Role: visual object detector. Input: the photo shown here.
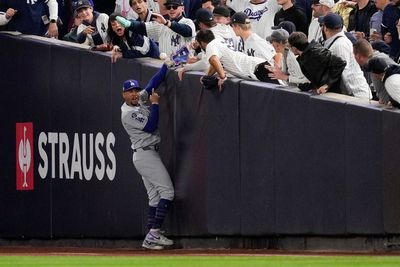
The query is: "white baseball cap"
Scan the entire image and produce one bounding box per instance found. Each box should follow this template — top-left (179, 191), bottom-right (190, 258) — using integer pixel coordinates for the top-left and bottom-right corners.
top-left (313, 0), bottom-right (335, 8)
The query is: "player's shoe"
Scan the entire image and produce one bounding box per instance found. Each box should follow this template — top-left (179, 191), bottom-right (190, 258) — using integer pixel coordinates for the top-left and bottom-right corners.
top-left (145, 230), bottom-right (174, 246)
top-left (142, 239), bottom-right (164, 250)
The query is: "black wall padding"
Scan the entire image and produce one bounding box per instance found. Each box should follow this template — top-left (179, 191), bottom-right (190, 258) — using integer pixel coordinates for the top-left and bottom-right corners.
top-left (1, 33), bottom-right (400, 238)
top-left (345, 103), bottom-right (383, 234)
top-left (239, 81), bottom-right (277, 235)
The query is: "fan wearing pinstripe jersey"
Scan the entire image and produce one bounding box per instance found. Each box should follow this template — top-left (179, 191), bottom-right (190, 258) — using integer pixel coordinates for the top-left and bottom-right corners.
top-left (116, 0), bottom-right (195, 56)
top-left (196, 29), bottom-right (281, 90)
top-left (226, 0), bottom-right (281, 39)
top-left (230, 12), bottom-right (277, 66)
top-left (321, 13), bottom-right (371, 99)
top-left (177, 8), bottom-right (239, 77)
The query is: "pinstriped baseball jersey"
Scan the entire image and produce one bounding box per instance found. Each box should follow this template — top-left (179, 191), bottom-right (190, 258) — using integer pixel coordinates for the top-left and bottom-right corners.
top-left (324, 32), bottom-right (371, 99)
top-left (182, 24), bottom-right (239, 72)
top-left (121, 101), bottom-right (160, 150)
top-left (242, 32), bottom-right (276, 65)
top-left (227, 0), bottom-right (281, 39)
top-left (211, 23), bottom-right (240, 51)
top-left (145, 17), bottom-right (195, 56)
top-left (205, 39), bottom-right (265, 80)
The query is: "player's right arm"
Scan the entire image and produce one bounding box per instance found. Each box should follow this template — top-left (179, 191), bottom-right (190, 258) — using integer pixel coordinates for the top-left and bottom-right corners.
top-left (208, 55), bottom-right (225, 79)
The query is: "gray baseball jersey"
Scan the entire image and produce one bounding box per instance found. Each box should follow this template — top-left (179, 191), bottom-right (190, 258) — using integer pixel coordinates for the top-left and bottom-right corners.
top-left (121, 95), bottom-right (160, 150)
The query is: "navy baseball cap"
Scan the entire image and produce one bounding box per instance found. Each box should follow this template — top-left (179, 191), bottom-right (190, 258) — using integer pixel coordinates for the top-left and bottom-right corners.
top-left (371, 40), bottom-right (391, 55)
top-left (367, 57), bottom-right (389, 74)
top-left (72, 0), bottom-right (92, 12)
top-left (318, 13), bottom-right (343, 29)
top-left (213, 6), bottom-right (231, 17)
top-left (123, 79), bottom-right (141, 91)
top-left (231, 12), bottom-right (251, 24)
top-left (195, 8), bottom-right (214, 23)
top-left (164, 0), bottom-right (184, 6)
top-left (271, 21), bottom-right (296, 34)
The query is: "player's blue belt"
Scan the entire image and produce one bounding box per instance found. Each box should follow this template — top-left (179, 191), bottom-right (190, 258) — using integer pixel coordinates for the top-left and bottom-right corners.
top-left (133, 144), bottom-right (159, 153)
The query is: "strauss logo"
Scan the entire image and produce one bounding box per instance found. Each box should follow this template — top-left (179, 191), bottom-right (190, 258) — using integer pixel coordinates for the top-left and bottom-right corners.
top-left (18, 126), bottom-right (31, 188)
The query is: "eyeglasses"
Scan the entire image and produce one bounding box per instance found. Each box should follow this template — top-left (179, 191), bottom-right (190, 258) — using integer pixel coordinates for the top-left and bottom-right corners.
top-left (166, 5), bottom-right (179, 10)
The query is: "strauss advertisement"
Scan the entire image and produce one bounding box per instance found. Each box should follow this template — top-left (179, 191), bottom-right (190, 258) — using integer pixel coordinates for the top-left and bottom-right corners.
top-left (16, 122), bottom-right (116, 190)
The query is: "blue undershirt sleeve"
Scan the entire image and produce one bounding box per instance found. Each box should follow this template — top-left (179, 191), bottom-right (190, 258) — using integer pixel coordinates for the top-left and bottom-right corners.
top-left (144, 64), bottom-right (168, 95)
top-left (170, 22), bottom-right (193, 37)
top-left (143, 104), bottom-right (159, 133)
top-left (127, 20), bottom-right (147, 35)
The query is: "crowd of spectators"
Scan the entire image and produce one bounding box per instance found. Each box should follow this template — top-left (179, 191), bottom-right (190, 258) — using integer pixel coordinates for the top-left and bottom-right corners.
top-left (1, 0), bottom-right (400, 106)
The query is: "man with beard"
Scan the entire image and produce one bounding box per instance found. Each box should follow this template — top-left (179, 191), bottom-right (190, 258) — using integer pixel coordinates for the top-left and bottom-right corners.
top-left (320, 12), bottom-right (371, 99)
top-left (308, 0), bottom-right (334, 42)
top-left (116, 0), bottom-right (195, 56)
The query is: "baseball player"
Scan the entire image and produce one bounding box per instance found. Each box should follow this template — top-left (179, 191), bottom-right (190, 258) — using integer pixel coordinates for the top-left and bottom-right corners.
top-left (226, 0), bottom-right (281, 39)
top-left (116, 0), bottom-right (196, 56)
top-left (121, 63), bottom-right (174, 250)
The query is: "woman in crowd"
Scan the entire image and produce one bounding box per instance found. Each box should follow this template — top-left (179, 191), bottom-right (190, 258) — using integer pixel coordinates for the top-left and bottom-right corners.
top-left (107, 12), bottom-right (160, 62)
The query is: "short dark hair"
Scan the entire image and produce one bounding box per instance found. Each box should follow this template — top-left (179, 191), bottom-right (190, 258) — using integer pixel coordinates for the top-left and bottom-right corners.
top-left (196, 29), bottom-right (216, 44)
top-left (129, 0), bottom-right (147, 6)
top-left (202, 0), bottom-right (220, 6)
top-left (288, 31), bottom-right (309, 51)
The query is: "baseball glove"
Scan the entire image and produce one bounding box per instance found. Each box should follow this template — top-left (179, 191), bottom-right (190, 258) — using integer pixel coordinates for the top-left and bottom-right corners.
top-left (201, 75), bottom-right (219, 90)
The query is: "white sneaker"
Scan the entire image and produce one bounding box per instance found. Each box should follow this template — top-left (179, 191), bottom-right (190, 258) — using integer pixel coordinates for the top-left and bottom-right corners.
top-left (145, 230), bottom-right (174, 246)
top-left (142, 240), bottom-right (164, 250)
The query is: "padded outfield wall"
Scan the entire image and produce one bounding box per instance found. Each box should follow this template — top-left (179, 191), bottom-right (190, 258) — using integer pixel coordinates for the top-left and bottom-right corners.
top-left (1, 33), bottom-right (400, 243)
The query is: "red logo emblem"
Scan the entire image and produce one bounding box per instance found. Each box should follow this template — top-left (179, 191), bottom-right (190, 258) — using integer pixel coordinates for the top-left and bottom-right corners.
top-left (16, 123), bottom-right (34, 190)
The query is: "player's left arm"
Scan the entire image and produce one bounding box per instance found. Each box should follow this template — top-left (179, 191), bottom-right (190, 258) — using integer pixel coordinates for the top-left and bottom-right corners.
top-left (46, 0), bottom-right (58, 38)
top-left (144, 64), bottom-right (169, 95)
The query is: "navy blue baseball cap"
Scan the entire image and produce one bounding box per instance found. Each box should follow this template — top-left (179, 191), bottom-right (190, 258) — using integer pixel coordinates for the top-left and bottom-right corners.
top-left (318, 13), bottom-right (343, 29)
top-left (367, 57), bottom-right (389, 74)
top-left (213, 6), bottom-right (231, 18)
top-left (164, 0), bottom-right (184, 6)
top-left (231, 12), bottom-right (251, 24)
top-left (371, 40), bottom-right (391, 55)
top-left (195, 8), bottom-right (214, 24)
top-left (271, 21), bottom-right (296, 34)
top-left (123, 79), bottom-right (141, 91)
top-left (72, 0), bottom-right (92, 12)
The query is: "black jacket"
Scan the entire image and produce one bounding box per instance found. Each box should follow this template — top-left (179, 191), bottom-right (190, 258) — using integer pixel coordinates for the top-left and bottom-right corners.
top-left (296, 41), bottom-right (346, 93)
top-left (348, 1), bottom-right (377, 38)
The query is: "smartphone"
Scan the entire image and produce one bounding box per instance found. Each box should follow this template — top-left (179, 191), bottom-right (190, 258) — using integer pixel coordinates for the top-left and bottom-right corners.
top-left (150, 14), bottom-right (158, 21)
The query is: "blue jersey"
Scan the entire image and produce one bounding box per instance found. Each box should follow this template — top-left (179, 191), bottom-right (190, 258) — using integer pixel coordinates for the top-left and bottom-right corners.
top-left (0, 0), bottom-right (51, 35)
